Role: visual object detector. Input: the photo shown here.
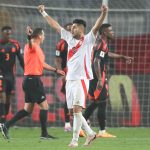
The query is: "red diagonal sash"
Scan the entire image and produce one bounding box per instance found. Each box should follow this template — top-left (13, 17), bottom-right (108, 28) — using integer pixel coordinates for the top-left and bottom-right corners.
top-left (67, 37), bottom-right (84, 61)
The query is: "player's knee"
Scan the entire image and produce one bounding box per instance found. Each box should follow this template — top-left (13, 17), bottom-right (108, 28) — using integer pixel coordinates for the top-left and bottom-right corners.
top-left (24, 103), bottom-right (34, 113)
top-left (73, 105), bottom-right (82, 113)
top-left (69, 109), bottom-right (73, 116)
top-left (39, 100), bottom-right (49, 110)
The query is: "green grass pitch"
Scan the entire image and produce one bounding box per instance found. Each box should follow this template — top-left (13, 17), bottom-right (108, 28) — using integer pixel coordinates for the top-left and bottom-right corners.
top-left (0, 127), bottom-right (150, 150)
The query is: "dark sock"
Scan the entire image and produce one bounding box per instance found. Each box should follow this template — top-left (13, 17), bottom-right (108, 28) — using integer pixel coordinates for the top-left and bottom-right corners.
top-left (83, 102), bottom-right (98, 120)
top-left (0, 103), bottom-right (6, 123)
top-left (5, 109), bottom-right (29, 129)
top-left (64, 102), bottom-right (70, 123)
top-left (97, 101), bottom-right (106, 130)
top-left (0, 103), bottom-right (5, 116)
top-left (5, 103), bottom-right (10, 116)
top-left (0, 117), bottom-right (6, 123)
top-left (39, 110), bottom-right (48, 136)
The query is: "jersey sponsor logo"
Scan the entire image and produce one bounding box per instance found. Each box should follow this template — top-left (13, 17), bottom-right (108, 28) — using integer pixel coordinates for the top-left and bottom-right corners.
top-left (56, 50), bottom-right (60, 56)
top-left (99, 51), bottom-right (105, 58)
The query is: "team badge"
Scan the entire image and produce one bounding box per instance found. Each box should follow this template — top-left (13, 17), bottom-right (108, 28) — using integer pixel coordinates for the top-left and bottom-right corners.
top-left (99, 51), bottom-right (105, 58)
top-left (56, 50), bottom-right (60, 56)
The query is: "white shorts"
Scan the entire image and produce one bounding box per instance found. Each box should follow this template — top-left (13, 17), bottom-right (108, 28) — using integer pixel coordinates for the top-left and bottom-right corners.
top-left (66, 79), bottom-right (89, 109)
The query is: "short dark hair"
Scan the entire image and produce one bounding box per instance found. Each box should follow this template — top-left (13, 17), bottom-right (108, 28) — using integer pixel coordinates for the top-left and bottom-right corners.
top-left (1, 26), bottom-right (12, 32)
top-left (73, 19), bottom-right (86, 28)
top-left (28, 28), bottom-right (44, 48)
top-left (99, 23), bottom-right (111, 35)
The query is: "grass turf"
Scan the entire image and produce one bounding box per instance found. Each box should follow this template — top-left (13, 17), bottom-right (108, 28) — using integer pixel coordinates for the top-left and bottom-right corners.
top-left (0, 127), bottom-right (150, 150)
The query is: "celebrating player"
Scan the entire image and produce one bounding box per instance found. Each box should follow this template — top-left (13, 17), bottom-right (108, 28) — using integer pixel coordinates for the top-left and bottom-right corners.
top-left (0, 27), bottom-right (65, 139)
top-left (0, 26), bottom-right (24, 123)
top-left (38, 4), bottom-right (108, 147)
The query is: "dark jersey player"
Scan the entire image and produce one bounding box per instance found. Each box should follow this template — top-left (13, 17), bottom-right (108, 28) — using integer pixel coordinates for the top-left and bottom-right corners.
top-left (82, 24), bottom-right (133, 138)
top-left (55, 23), bottom-right (72, 132)
top-left (0, 26), bottom-right (24, 123)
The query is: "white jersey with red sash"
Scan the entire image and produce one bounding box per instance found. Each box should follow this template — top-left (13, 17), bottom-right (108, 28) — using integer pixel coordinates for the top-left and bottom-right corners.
top-left (61, 28), bottom-right (96, 80)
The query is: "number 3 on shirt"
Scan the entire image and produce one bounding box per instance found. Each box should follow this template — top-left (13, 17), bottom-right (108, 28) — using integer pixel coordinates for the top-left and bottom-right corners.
top-left (5, 53), bottom-right (10, 61)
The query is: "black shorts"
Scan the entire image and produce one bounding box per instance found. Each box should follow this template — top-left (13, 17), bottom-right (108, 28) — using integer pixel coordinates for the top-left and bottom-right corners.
top-left (88, 78), bottom-right (108, 101)
top-left (1, 74), bottom-right (15, 95)
top-left (22, 76), bottom-right (46, 104)
top-left (61, 81), bottom-right (66, 94)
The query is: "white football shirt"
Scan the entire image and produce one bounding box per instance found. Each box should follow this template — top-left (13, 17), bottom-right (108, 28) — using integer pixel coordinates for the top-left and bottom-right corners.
top-left (61, 28), bottom-right (96, 80)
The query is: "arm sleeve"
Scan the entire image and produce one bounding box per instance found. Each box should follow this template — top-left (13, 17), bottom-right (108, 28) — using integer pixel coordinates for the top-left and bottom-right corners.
top-left (61, 27), bottom-right (72, 42)
top-left (86, 30), bottom-right (96, 45)
top-left (55, 39), bottom-right (65, 57)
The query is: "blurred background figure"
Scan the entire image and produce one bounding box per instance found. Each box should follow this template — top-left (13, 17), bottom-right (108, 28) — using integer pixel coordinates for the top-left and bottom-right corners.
top-left (0, 26), bottom-right (24, 123)
top-left (82, 23), bottom-right (133, 138)
top-left (55, 23), bottom-right (73, 132)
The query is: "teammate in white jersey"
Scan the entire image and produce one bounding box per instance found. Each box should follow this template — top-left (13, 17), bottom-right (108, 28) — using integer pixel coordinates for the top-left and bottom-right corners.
top-left (38, 4), bottom-right (108, 147)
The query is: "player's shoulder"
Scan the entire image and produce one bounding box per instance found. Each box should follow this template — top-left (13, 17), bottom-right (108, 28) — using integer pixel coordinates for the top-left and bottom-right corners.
top-left (9, 39), bottom-right (20, 48)
top-left (56, 39), bottom-right (67, 52)
top-left (9, 39), bottom-right (20, 44)
top-left (57, 39), bottom-right (66, 45)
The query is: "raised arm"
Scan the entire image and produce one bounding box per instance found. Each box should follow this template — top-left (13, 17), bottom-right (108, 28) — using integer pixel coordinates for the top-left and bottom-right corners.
top-left (92, 5), bottom-right (108, 36)
top-left (38, 5), bottom-right (62, 34)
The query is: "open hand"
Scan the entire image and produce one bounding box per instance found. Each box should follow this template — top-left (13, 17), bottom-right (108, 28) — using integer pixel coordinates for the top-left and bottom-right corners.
top-left (56, 69), bottom-right (65, 76)
top-left (124, 56), bottom-right (134, 64)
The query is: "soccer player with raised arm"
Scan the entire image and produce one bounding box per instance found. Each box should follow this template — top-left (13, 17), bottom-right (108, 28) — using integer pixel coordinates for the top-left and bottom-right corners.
top-left (0, 26), bottom-right (24, 123)
top-left (83, 23), bottom-right (133, 138)
top-left (0, 27), bottom-right (65, 140)
top-left (38, 4), bottom-right (108, 147)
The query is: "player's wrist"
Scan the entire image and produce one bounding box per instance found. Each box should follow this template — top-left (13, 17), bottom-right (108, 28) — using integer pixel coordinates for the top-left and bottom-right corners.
top-left (122, 55), bottom-right (126, 59)
top-left (41, 11), bottom-right (48, 17)
top-left (54, 68), bottom-right (58, 73)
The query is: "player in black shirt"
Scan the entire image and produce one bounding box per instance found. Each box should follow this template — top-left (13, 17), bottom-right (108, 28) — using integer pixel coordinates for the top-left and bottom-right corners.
top-left (82, 24), bottom-right (133, 138)
top-left (0, 26), bottom-right (24, 123)
top-left (55, 23), bottom-right (72, 132)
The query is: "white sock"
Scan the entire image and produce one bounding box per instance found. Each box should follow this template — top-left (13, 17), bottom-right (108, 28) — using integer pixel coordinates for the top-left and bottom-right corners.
top-left (65, 122), bottom-right (71, 127)
top-left (80, 115), bottom-right (94, 136)
top-left (99, 130), bottom-right (106, 134)
top-left (72, 112), bottom-right (82, 141)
